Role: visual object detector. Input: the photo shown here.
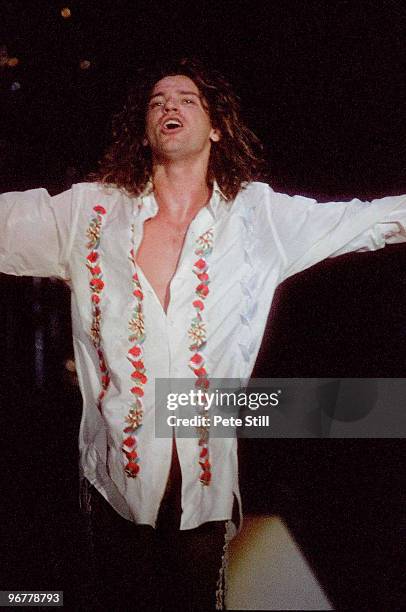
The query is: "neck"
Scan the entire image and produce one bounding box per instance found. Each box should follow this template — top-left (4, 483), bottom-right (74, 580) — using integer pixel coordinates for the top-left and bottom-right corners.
top-left (151, 159), bottom-right (211, 222)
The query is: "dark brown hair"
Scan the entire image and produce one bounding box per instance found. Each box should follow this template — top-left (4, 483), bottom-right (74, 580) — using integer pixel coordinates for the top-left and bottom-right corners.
top-left (90, 58), bottom-right (266, 200)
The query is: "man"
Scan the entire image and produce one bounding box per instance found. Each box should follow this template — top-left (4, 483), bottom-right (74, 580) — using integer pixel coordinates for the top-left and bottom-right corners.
top-left (1, 57), bottom-right (405, 610)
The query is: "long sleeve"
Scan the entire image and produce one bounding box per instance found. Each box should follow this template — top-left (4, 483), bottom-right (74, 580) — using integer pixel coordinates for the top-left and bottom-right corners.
top-left (0, 187), bottom-right (78, 279)
top-left (265, 187), bottom-right (406, 281)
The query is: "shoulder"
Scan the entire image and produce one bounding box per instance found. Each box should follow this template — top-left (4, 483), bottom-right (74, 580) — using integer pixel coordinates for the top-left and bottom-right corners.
top-left (71, 181), bottom-right (121, 197)
top-left (70, 182), bottom-right (136, 207)
top-left (240, 182), bottom-right (320, 213)
top-left (232, 181), bottom-right (270, 210)
top-left (235, 181), bottom-right (292, 213)
top-left (237, 181), bottom-right (290, 205)
top-left (239, 181), bottom-right (271, 197)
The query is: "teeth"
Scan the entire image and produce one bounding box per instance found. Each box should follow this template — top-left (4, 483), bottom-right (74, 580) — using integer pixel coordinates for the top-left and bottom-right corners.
top-left (164, 119), bottom-right (182, 129)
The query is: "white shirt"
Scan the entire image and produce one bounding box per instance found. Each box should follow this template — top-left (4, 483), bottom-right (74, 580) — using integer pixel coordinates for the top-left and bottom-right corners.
top-left (1, 181), bottom-right (405, 534)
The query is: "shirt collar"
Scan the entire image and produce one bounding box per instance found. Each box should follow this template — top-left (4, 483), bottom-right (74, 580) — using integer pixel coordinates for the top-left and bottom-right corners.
top-left (138, 180), bottom-right (158, 217)
top-left (139, 179), bottom-right (229, 220)
top-left (206, 180), bottom-right (228, 219)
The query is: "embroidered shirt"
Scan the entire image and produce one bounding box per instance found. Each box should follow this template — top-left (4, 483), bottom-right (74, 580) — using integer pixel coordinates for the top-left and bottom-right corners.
top-left (1, 181), bottom-right (405, 533)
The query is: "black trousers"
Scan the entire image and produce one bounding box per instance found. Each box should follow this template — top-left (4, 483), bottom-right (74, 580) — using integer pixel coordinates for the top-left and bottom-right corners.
top-left (83, 443), bottom-right (227, 611)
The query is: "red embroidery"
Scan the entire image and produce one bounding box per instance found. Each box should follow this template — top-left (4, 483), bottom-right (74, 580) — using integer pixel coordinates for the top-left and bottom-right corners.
top-left (123, 237), bottom-right (147, 478)
top-left (86, 205), bottom-right (110, 413)
top-left (189, 228), bottom-right (214, 486)
top-left (86, 211), bottom-right (215, 486)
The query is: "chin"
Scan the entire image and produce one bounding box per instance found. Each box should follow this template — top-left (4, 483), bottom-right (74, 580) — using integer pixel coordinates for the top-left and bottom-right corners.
top-left (156, 148), bottom-right (194, 162)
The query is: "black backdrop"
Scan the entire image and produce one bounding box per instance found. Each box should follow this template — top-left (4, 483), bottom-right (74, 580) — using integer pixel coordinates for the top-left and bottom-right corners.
top-left (1, 1), bottom-right (405, 609)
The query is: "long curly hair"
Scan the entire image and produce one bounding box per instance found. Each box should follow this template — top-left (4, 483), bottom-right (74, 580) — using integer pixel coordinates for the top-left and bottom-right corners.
top-left (90, 58), bottom-right (267, 200)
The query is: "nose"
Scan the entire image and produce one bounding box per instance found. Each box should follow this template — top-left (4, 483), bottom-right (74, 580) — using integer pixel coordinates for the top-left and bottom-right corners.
top-left (164, 96), bottom-right (179, 112)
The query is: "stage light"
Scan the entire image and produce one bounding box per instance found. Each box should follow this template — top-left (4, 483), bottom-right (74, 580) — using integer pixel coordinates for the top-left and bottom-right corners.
top-left (61, 7), bottom-right (71, 19)
top-left (7, 57), bottom-right (19, 67)
top-left (10, 81), bottom-right (21, 91)
top-left (79, 59), bottom-right (91, 70)
top-left (65, 359), bottom-right (76, 373)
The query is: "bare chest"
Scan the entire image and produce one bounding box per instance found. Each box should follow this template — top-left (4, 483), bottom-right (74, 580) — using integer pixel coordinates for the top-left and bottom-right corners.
top-left (136, 217), bottom-right (190, 312)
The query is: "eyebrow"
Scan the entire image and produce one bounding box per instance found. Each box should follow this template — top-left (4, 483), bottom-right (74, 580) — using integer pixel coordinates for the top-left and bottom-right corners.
top-left (149, 90), bottom-right (200, 100)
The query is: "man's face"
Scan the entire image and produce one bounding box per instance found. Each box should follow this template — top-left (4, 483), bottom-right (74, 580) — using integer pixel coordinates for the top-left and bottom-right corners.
top-left (144, 74), bottom-right (220, 162)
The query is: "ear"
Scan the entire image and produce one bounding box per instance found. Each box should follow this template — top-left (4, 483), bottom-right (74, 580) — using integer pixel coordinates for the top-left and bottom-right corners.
top-left (209, 128), bottom-right (221, 143)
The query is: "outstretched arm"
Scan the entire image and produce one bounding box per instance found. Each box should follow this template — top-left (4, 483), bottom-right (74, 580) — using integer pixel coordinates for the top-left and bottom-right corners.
top-left (265, 187), bottom-right (406, 280)
top-left (0, 187), bottom-right (77, 279)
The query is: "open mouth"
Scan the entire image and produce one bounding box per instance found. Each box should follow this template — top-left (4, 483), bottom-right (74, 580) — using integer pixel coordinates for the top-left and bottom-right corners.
top-left (162, 118), bottom-right (183, 132)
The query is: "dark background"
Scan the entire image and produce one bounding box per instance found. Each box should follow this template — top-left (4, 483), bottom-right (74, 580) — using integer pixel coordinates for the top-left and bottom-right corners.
top-left (0, 1), bottom-right (405, 609)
